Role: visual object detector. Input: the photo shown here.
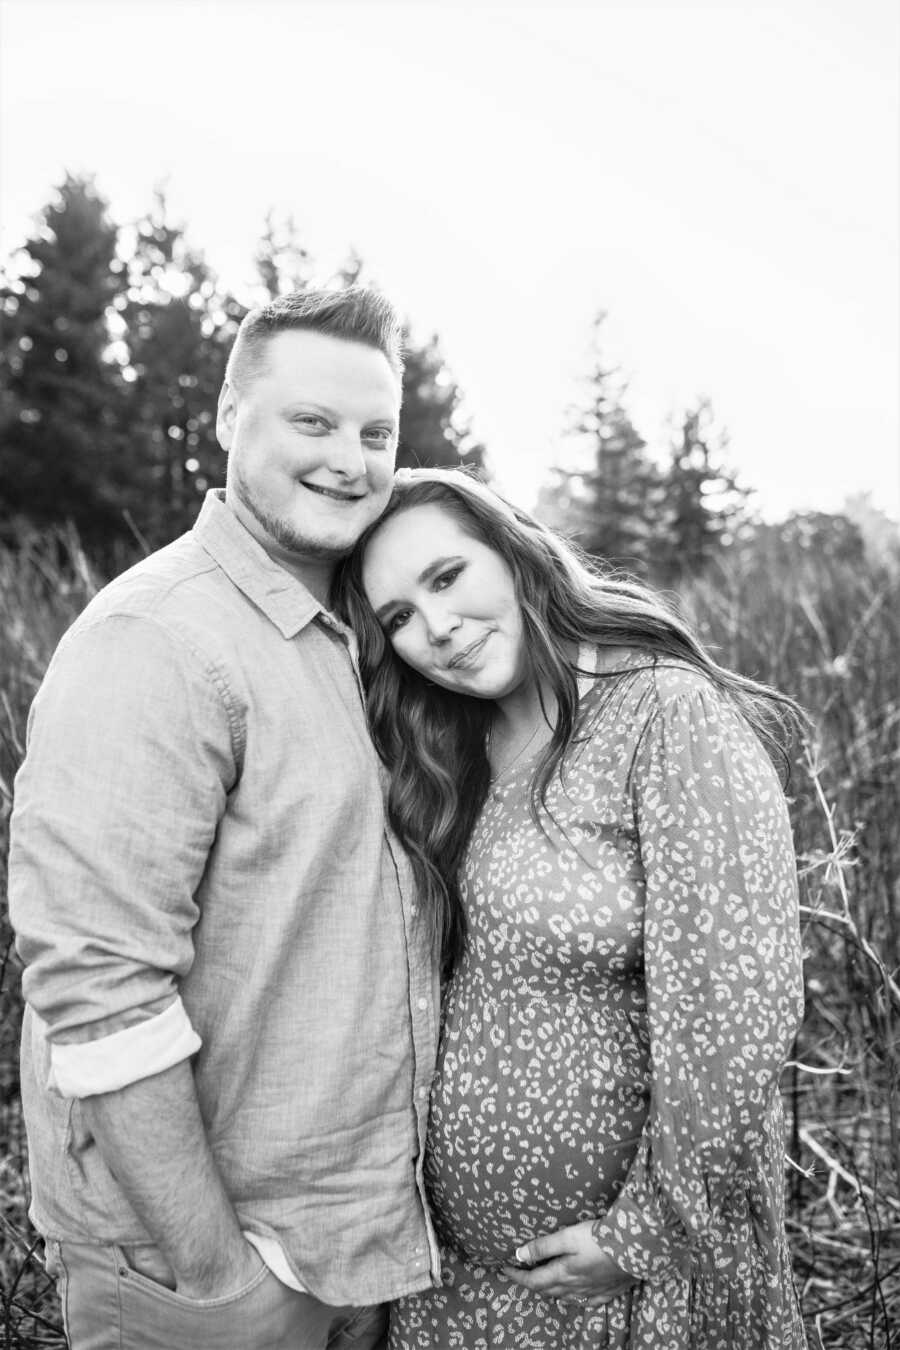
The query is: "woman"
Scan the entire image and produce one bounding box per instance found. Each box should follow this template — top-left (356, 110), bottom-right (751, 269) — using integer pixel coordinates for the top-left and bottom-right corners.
top-left (336, 469), bottom-right (807, 1350)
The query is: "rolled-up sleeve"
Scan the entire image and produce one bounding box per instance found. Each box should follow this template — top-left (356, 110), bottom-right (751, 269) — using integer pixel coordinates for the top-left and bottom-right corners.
top-left (9, 611), bottom-right (240, 1097)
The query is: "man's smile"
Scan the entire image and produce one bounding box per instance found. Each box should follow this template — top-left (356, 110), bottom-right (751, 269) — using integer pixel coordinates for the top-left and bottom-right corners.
top-left (301, 482), bottom-right (366, 502)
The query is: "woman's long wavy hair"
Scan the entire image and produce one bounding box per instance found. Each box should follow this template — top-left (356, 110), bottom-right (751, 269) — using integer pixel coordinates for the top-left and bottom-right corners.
top-left (334, 469), bottom-right (802, 975)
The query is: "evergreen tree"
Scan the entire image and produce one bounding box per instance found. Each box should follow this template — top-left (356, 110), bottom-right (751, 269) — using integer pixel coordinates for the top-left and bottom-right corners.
top-left (254, 210), bottom-right (314, 301)
top-left (657, 398), bottom-right (749, 582)
top-left (541, 313), bottom-right (661, 572)
top-left (250, 227), bottom-right (486, 475)
top-left (119, 192), bottom-right (246, 545)
top-left (842, 492), bottom-right (900, 571)
top-left (0, 174), bottom-right (130, 548)
top-left (398, 332), bottom-right (486, 474)
top-left (0, 182), bottom-right (489, 556)
top-left (750, 511), bottom-right (867, 572)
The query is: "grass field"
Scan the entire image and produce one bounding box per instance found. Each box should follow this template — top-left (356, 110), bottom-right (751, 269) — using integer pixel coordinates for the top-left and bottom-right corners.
top-left (1, 525), bottom-right (898, 1349)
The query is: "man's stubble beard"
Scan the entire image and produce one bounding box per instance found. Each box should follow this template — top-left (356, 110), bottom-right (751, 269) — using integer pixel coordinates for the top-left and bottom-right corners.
top-left (233, 465), bottom-right (356, 564)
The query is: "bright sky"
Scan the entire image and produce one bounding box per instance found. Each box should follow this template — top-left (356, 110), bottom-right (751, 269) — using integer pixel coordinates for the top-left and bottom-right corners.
top-left (1, 0), bottom-right (898, 521)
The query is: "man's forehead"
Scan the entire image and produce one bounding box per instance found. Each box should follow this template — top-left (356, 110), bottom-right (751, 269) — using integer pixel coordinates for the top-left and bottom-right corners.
top-left (263, 327), bottom-right (398, 387)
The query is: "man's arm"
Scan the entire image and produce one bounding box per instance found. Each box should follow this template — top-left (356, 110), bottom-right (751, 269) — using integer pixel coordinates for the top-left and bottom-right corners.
top-left (10, 612), bottom-right (251, 1290)
top-left (81, 1060), bottom-right (261, 1295)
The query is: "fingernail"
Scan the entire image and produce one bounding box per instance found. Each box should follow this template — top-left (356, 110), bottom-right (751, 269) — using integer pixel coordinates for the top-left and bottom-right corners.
top-left (515, 1246), bottom-right (528, 1263)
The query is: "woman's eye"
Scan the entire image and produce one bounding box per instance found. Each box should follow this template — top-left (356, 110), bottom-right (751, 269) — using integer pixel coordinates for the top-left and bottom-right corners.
top-left (434, 566), bottom-right (463, 591)
top-left (386, 610), bottom-right (411, 635)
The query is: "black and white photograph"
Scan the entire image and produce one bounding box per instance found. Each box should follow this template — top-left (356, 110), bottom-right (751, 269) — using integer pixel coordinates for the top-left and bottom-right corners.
top-left (0, 3), bottom-right (897, 1348)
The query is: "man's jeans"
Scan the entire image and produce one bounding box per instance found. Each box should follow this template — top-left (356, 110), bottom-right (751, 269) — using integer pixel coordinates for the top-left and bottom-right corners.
top-left (45, 1241), bottom-right (388, 1350)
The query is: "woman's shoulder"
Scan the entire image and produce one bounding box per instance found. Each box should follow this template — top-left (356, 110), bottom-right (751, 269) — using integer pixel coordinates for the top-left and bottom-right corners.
top-left (576, 648), bottom-right (746, 762)
top-left (580, 645), bottom-right (722, 711)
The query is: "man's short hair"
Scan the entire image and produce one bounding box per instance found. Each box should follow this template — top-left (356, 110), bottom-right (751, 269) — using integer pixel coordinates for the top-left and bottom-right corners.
top-left (225, 287), bottom-right (405, 394)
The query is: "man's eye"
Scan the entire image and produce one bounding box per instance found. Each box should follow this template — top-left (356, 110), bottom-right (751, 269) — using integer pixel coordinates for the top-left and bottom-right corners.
top-left (294, 415), bottom-right (327, 431)
top-left (363, 427), bottom-right (392, 445)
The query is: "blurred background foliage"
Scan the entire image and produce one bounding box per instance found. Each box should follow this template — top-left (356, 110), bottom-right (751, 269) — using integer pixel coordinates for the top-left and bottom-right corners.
top-left (1, 175), bottom-right (898, 1347)
top-left (0, 175), bottom-right (486, 558)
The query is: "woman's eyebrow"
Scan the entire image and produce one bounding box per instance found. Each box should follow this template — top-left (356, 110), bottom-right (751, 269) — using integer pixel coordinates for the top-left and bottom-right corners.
top-left (373, 556), bottom-right (461, 620)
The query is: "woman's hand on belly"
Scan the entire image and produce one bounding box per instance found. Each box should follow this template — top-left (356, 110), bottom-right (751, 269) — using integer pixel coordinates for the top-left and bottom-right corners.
top-left (501, 1220), bottom-right (638, 1307)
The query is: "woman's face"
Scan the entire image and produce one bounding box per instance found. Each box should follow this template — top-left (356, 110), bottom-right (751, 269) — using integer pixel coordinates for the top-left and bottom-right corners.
top-left (361, 502), bottom-right (531, 702)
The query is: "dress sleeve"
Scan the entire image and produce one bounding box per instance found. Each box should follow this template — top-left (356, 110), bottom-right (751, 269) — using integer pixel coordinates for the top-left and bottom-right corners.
top-left (590, 673), bottom-right (805, 1282)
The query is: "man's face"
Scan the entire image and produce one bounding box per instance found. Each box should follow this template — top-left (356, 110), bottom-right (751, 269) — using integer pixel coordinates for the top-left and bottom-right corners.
top-left (218, 329), bottom-right (400, 572)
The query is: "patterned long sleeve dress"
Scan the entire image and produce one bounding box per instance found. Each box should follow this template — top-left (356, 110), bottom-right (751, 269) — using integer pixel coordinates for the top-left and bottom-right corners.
top-left (389, 654), bottom-right (807, 1350)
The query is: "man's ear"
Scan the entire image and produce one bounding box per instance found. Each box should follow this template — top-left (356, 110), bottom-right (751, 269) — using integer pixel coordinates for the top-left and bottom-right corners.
top-left (217, 380), bottom-right (237, 452)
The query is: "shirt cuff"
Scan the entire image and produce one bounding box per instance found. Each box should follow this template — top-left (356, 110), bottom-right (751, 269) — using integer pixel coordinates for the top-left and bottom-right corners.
top-left (243, 1232), bottom-right (309, 1293)
top-left (48, 997), bottom-right (202, 1099)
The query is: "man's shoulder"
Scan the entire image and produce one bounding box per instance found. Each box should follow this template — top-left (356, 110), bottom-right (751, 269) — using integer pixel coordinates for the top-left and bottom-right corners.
top-left (72, 532), bottom-right (242, 644)
top-left (85, 531), bottom-right (214, 610)
top-left (45, 536), bottom-right (264, 699)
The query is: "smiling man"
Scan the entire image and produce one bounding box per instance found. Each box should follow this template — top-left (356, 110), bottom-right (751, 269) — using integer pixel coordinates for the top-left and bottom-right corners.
top-left (9, 289), bottom-right (440, 1350)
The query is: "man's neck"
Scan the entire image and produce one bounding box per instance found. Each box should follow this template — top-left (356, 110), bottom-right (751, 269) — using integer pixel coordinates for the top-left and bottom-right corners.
top-left (224, 494), bottom-right (336, 608)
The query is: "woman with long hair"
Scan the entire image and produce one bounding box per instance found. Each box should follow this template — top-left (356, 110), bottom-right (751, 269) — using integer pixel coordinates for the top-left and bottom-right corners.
top-left (335, 469), bottom-right (807, 1350)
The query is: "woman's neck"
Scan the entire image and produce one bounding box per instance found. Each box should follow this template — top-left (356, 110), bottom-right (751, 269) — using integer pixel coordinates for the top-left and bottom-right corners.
top-left (493, 679), bottom-right (551, 739)
top-left (493, 639), bottom-right (581, 739)
top-left (488, 677), bottom-right (556, 782)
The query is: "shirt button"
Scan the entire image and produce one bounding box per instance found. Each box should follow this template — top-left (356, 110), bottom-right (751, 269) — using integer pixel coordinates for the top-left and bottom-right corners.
top-left (417, 997), bottom-right (428, 1011)
top-left (418, 1086), bottom-right (428, 1101)
top-left (410, 903), bottom-right (418, 914)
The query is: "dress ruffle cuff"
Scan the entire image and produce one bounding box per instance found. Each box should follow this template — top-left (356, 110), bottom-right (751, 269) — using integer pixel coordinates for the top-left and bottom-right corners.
top-left (592, 1189), bottom-right (693, 1283)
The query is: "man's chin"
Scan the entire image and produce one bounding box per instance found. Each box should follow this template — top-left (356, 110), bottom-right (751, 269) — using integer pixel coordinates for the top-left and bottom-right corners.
top-left (235, 491), bottom-right (372, 562)
top-left (269, 524), bottom-right (357, 563)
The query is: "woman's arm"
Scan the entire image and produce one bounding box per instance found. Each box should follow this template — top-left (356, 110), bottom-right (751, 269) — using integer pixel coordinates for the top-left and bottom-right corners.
top-left (506, 673), bottom-right (804, 1298)
top-left (590, 673), bottom-right (804, 1281)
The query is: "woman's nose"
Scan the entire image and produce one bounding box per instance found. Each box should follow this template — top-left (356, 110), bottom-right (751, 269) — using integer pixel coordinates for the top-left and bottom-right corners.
top-left (424, 604), bottom-right (461, 645)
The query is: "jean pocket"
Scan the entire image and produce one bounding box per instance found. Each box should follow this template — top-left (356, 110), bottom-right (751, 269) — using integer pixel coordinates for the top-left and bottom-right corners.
top-left (112, 1245), bottom-right (272, 1312)
top-left (43, 1240), bottom-right (71, 1342)
top-left (331, 1302), bottom-right (389, 1347)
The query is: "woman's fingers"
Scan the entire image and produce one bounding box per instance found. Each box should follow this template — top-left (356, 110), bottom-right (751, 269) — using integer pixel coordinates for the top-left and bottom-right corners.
top-left (501, 1255), bottom-right (637, 1304)
top-left (502, 1222), bottom-right (638, 1305)
top-left (501, 1258), bottom-right (569, 1294)
top-left (500, 1265), bottom-right (619, 1305)
top-left (513, 1230), bottom-right (572, 1266)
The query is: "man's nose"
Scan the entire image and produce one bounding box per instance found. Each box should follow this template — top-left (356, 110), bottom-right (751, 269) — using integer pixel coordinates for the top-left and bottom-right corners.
top-left (325, 430), bottom-right (368, 479)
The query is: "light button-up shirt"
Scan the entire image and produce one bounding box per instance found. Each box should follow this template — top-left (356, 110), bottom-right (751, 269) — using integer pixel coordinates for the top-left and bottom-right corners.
top-left (10, 490), bottom-right (440, 1306)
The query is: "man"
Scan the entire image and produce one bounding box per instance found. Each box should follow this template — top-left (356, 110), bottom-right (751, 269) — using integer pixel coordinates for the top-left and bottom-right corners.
top-left (9, 288), bottom-right (440, 1350)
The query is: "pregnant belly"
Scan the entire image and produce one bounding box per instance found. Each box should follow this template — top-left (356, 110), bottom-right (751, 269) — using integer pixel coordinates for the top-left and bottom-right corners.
top-left (425, 993), bottom-right (649, 1266)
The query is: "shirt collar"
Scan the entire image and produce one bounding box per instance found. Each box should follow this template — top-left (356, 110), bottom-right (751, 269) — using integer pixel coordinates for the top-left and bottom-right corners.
top-left (192, 490), bottom-right (350, 641)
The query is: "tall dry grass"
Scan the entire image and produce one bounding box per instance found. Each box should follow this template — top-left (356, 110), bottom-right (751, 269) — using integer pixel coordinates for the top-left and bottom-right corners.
top-left (680, 532), bottom-right (900, 1348)
top-left (1, 529), bottom-right (102, 1349)
top-left (0, 525), bottom-right (898, 1348)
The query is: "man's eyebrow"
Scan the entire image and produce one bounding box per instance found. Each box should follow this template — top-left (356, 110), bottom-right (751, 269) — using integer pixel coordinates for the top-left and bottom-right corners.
top-left (281, 401), bottom-right (397, 426)
top-left (374, 556), bottom-right (461, 620)
top-left (282, 401), bottom-right (337, 417)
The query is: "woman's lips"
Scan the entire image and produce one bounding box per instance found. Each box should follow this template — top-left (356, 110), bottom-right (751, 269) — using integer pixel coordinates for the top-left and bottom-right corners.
top-left (447, 633), bottom-right (490, 670)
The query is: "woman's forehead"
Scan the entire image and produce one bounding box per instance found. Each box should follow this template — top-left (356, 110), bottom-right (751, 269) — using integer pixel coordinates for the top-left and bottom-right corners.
top-left (362, 505), bottom-right (473, 599)
top-left (372, 502), bottom-right (469, 552)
